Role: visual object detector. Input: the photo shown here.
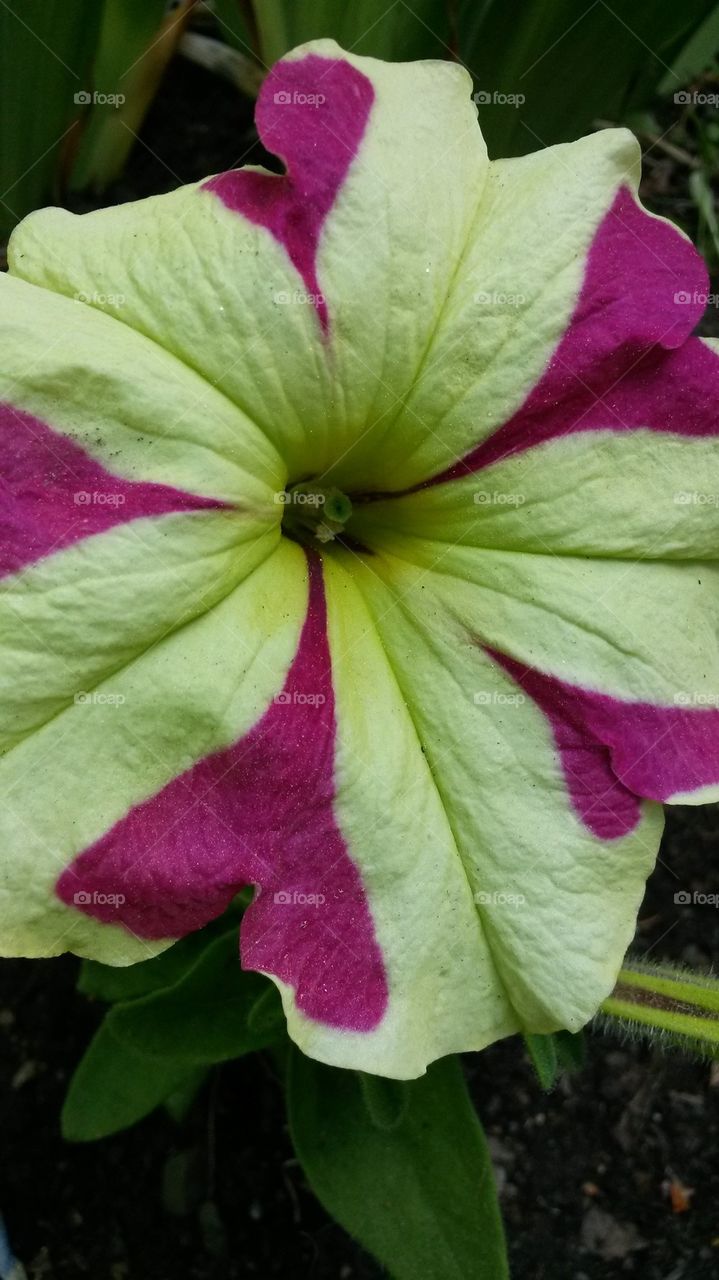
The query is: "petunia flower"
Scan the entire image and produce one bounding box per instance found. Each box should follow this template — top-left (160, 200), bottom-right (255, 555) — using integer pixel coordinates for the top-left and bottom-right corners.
top-left (2, 40), bottom-right (719, 1079)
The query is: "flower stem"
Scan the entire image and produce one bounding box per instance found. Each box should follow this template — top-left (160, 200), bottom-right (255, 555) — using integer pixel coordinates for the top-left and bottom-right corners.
top-left (599, 957), bottom-right (719, 1058)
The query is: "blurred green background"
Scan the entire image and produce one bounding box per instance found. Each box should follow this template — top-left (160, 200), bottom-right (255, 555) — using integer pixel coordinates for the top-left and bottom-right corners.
top-left (0, 0), bottom-right (717, 257)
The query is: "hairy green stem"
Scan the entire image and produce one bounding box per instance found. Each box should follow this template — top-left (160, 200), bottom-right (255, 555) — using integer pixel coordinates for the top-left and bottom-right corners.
top-left (599, 957), bottom-right (719, 1058)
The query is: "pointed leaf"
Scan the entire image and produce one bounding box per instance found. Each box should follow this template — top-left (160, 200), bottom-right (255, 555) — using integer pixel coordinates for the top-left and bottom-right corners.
top-left (288, 1051), bottom-right (508, 1280)
top-left (107, 929), bottom-right (284, 1065)
top-left (62, 1021), bottom-right (198, 1141)
top-left (523, 1033), bottom-right (559, 1090)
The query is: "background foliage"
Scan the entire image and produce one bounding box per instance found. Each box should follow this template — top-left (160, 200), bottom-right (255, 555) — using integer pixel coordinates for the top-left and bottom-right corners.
top-left (1, 3), bottom-right (718, 1277)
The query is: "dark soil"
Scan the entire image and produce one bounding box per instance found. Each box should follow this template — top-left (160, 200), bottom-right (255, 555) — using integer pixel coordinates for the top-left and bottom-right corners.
top-left (2, 49), bottom-right (719, 1280)
top-left (3, 806), bottom-right (719, 1280)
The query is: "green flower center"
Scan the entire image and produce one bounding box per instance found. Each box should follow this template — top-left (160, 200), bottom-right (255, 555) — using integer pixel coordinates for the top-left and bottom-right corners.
top-left (281, 480), bottom-right (354, 546)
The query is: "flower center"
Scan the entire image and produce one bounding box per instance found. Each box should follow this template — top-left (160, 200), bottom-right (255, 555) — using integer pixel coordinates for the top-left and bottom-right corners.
top-left (281, 480), bottom-right (354, 546)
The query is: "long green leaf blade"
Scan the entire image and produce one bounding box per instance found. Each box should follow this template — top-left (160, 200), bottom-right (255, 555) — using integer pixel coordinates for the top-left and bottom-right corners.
top-left (0, 0), bottom-right (102, 236)
top-left (288, 1051), bottom-right (508, 1280)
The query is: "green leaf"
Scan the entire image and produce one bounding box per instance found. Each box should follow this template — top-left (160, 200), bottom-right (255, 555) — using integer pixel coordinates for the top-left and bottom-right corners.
top-left (212, 0), bottom-right (257, 58)
top-left (106, 929), bottom-right (285, 1065)
top-left (0, 0), bottom-right (103, 236)
top-left (164, 1069), bottom-right (210, 1123)
top-left (458, 0), bottom-right (718, 157)
top-left (523, 1033), bottom-right (558, 1089)
top-left (555, 1029), bottom-right (586, 1073)
top-left (358, 1072), bottom-right (410, 1132)
top-left (250, 0), bottom-right (449, 66)
top-left (78, 912), bottom-right (239, 1002)
top-left (689, 168), bottom-right (719, 262)
top-left (659, 2), bottom-right (719, 88)
top-left (246, 981), bottom-right (287, 1038)
top-left (66, 926), bottom-right (283, 1139)
top-left (287, 1051), bottom-right (509, 1280)
top-left (62, 1020), bottom-right (199, 1141)
top-left (70, 0), bottom-right (189, 193)
top-left (524, 1030), bottom-right (585, 1087)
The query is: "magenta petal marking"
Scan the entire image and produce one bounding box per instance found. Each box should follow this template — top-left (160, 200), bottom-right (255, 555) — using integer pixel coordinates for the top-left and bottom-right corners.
top-left (419, 187), bottom-right (717, 488)
top-left (203, 54), bottom-right (374, 332)
top-left (56, 553), bottom-right (389, 1034)
top-left (488, 649), bottom-right (719, 838)
top-left (0, 404), bottom-right (226, 579)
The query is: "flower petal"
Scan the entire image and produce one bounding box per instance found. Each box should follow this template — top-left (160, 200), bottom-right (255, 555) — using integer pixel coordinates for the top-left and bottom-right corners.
top-left (36, 548), bottom-right (522, 1078)
top-left (0, 273), bottom-right (282, 502)
top-left (417, 185), bottom-right (709, 488)
top-left (0, 273), bottom-right (280, 748)
top-left (294, 555), bottom-right (518, 1074)
top-left (362, 346), bottom-right (719, 561)
top-left (1, 536), bottom-right (525, 1077)
top-left (0, 543), bottom-right (308, 962)
top-left (54, 550), bottom-right (389, 1034)
top-left (349, 533), bottom-right (719, 809)
top-left (330, 129), bottom-right (660, 491)
top-left (8, 41), bottom-right (487, 479)
top-left (344, 544), bottom-right (663, 1035)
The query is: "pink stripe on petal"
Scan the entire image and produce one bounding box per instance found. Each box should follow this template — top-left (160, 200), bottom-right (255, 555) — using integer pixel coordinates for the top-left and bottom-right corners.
top-left (0, 404), bottom-right (226, 579)
top-left (203, 54), bottom-right (374, 332)
top-left (488, 649), bottom-right (719, 838)
top-left (56, 553), bottom-right (389, 1034)
top-left (419, 187), bottom-right (717, 488)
